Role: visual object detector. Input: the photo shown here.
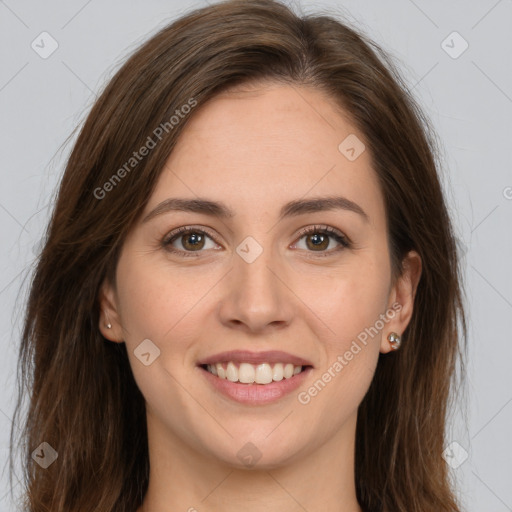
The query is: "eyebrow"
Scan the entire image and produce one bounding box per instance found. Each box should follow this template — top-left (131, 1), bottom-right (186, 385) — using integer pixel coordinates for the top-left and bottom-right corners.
top-left (142, 195), bottom-right (369, 223)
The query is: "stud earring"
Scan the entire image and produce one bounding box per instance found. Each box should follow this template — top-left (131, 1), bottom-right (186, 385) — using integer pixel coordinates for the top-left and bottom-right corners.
top-left (387, 332), bottom-right (401, 350)
top-left (105, 311), bottom-right (112, 329)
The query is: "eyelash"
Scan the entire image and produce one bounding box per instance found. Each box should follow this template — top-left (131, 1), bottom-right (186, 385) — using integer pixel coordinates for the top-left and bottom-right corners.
top-left (161, 224), bottom-right (351, 258)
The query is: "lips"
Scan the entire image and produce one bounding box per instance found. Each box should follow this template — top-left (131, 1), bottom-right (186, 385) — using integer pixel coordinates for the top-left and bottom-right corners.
top-left (199, 363), bottom-right (313, 404)
top-left (196, 350), bottom-right (313, 404)
top-left (196, 350), bottom-right (314, 367)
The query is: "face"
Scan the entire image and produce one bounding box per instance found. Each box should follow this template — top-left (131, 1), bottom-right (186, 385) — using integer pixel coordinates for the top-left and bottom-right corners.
top-left (100, 81), bottom-right (420, 469)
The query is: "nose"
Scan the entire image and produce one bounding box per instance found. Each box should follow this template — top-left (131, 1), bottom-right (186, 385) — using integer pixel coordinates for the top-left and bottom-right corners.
top-left (217, 241), bottom-right (295, 334)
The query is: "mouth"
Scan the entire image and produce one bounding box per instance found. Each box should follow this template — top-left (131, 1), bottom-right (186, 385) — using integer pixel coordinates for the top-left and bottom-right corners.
top-left (199, 361), bottom-right (313, 385)
top-left (196, 350), bottom-right (313, 404)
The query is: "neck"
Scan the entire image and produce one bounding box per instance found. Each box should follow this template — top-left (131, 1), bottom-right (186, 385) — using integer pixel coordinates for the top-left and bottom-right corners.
top-left (137, 411), bottom-right (363, 512)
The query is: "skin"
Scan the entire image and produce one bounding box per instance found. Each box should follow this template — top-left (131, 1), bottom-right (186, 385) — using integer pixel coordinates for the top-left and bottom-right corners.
top-left (99, 81), bottom-right (421, 512)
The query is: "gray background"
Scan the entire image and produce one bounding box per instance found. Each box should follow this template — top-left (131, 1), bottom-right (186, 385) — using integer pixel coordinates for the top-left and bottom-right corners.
top-left (1, 0), bottom-right (511, 510)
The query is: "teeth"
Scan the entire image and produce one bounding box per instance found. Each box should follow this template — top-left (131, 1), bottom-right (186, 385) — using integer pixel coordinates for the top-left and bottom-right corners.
top-left (226, 362), bottom-right (238, 382)
top-left (216, 364), bottom-right (226, 379)
top-left (283, 363), bottom-right (294, 379)
top-left (255, 363), bottom-right (273, 384)
top-left (239, 363), bottom-right (255, 383)
top-left (272, 363), bottom-right (284, 381)
top-left (206, 362), bottom-right (304, 384)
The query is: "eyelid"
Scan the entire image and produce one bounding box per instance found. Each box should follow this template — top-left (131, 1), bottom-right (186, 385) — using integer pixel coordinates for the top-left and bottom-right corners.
top-left (293, 224), bottom-right (351, 248)
top-left (292, 224), bottom-right (353, 258)
top-left (161, 223), bottom-right (351, 257)
top-left (161, 225), bottom-right (222, 258)
top-left (162, 225), bottom-right (221, 246)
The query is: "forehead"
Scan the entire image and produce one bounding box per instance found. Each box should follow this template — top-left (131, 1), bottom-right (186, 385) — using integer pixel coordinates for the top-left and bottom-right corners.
top-left (147, 82), bottom-right (384, 224)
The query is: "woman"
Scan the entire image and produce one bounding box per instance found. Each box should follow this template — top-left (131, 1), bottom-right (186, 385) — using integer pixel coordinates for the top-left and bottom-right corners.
top-left (11, 0), bottom-right (466, 510)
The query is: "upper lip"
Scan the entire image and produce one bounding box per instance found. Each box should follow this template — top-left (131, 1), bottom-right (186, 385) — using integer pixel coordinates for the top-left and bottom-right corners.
top-left (197, 350), bottom-right (313, 367)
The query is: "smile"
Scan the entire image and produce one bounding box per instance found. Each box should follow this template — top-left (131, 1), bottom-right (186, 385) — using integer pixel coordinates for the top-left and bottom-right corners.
top-left (204, 361), bottom-right (304, 384)
top-left (196, 349), bottom-right (314, 404)
top-left (206, 361), bottom-right (303, 384)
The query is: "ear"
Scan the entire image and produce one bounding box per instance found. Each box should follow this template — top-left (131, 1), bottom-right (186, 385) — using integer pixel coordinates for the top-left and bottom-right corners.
top-left (380, 250), bottom-right (422, 353)
top-left (98, 278), bottom-right (124, 343)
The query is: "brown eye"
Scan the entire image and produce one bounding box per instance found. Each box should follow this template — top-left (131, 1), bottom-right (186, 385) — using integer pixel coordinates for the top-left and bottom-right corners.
top-left (180, 231), bottom-right (206, 251)
top-left (163, 227), bottom-right (220, 256)
top-left (293, 225), bottom-right (350, 255)
top-left (305, 232), bottom-right (330, 251)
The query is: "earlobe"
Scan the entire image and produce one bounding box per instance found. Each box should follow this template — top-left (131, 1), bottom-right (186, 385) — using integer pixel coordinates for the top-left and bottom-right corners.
top-left (98, 279), bottom-right (124, 343)
top-left (380, 250), bottom-right (422, 354)
top-left (387, 332), bottom-right (401, 350)
top-left (104, 310), bottom-right (112, 329)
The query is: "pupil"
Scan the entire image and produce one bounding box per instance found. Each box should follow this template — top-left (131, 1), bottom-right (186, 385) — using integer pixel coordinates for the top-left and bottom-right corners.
top-left (307, 233), bottom-right (328, 251)
top-left (184, 232), bottom-right (204, 250)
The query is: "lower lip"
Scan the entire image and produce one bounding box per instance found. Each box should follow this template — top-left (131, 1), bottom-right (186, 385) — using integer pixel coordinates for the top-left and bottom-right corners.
top-left (198, 366), bottom-right (313, 405)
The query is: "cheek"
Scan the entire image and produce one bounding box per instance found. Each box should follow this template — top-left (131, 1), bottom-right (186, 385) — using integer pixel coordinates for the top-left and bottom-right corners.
top-left (299, 251), bottom-right (389, 406)
top-left (297, 266), bottom-right (387, 424)
top-left (114, 251), bottom-right (223, 365)
top-left (116, 267), bottom-right (173, 342)
top-left (113, 256), bottom-right (204, 408)
top-left (116, 246), bottom-right (178, 334)
top-left (301, 254), bottom-right (390, 342)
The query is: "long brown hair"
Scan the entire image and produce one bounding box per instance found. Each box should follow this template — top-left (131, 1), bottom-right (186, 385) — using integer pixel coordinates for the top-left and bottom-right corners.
top-left (11, 0), bottom-right (466, 510)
